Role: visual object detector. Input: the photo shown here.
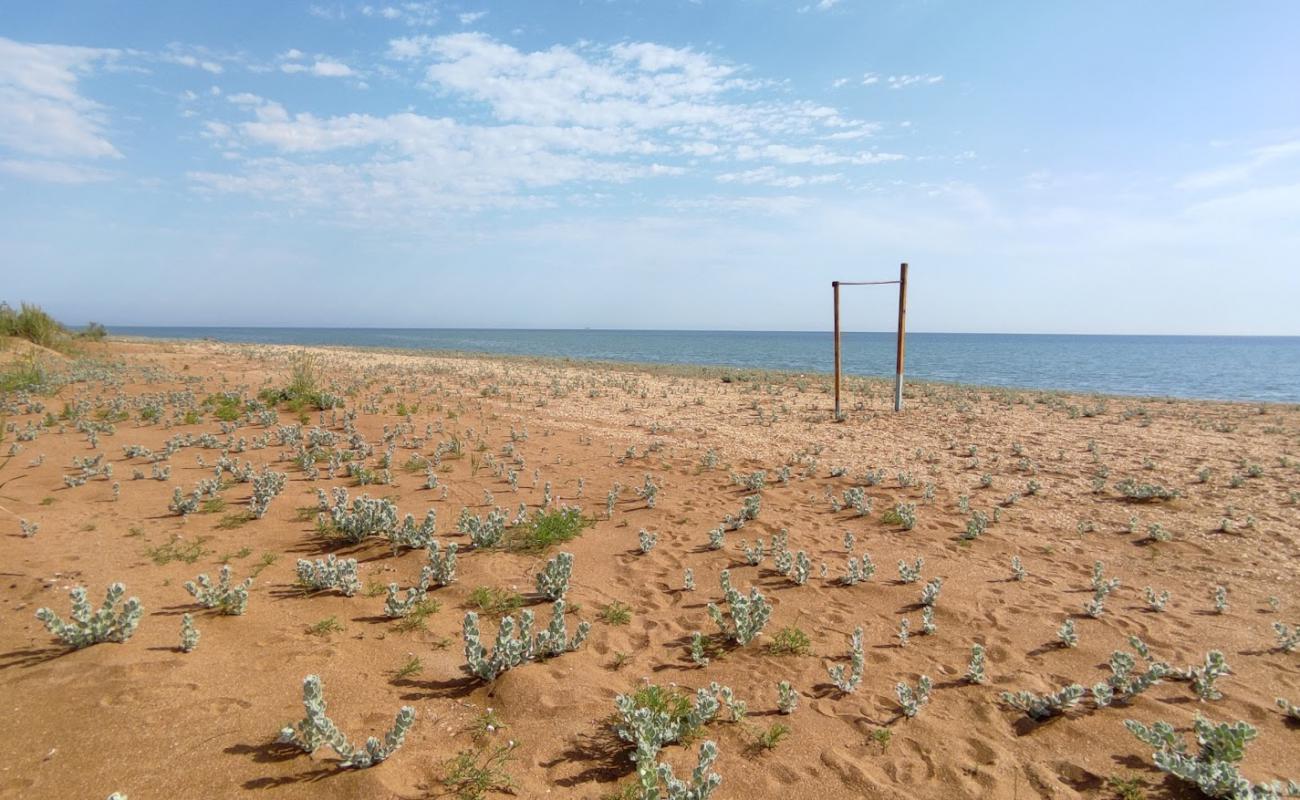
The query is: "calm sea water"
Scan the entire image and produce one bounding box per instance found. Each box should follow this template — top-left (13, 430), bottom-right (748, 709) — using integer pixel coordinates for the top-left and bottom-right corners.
top-left (110, 327), bottom-right (1300, 403)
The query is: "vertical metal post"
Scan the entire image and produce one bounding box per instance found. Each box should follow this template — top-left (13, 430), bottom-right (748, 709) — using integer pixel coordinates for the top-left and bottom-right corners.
top-left (832, 280), bottom-right (842, 420)
top-left (894, 263), bottom-right (908, 412)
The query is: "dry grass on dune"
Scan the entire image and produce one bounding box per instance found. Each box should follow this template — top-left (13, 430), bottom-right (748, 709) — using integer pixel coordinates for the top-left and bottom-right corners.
top-left (1, 339), bottom-right (1297, 800)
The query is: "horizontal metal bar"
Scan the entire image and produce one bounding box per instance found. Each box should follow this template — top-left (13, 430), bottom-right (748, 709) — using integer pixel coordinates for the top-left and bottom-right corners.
top-left (833, 280), bottom-right (900, 286)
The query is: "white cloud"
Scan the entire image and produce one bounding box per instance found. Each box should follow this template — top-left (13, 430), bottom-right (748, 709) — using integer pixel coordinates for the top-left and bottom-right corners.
top-left (459, 11), bottom-right (487, 25)
top-left (191, 33), bottom-right (904, 222)
top-left (361, 2), bottom-right (438, 26)
top-left (0, 37), bottom-right (121, 166)
top-left (887, 74), bottom-right (942, 89)
top-left (0, 158), bottom-right (113, 183)
top-left (282, 59), bottom-right (354, 77)
top-left (1177, 139), bottom-right (1300, 191)
top-left (798, 0), bottom-right (842, 12)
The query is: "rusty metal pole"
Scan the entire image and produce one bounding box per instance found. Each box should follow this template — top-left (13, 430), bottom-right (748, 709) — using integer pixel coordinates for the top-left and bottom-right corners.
top-left (893, 263), bottom-right (908, 412)
top-left (832, 280), bottom-right (842, 420)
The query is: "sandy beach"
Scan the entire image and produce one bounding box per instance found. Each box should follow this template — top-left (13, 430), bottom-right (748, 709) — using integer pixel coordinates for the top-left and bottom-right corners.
top-left (1, 337), bottom-right (1297, 800)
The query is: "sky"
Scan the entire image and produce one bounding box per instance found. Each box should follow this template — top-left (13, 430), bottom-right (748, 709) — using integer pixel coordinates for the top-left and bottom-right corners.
top-left (2, 1), bottom-right (1299, 335)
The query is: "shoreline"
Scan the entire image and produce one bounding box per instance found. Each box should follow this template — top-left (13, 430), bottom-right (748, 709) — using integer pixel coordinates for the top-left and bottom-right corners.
top-left (106, 334), bottom-right (1300, 408)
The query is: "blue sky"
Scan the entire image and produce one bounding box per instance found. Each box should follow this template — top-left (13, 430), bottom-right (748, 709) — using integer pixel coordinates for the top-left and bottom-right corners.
top-left (2, 1), bottom-right (1298, 334)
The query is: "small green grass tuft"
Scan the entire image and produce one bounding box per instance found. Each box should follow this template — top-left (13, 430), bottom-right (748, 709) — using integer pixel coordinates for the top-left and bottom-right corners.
top-left (467, 586), bottom-right (524, 617)
top-left (504, 506), bottom-right (592, 552)
top-left (598, 600), bottom-right (632, 626)
top-left (144, 535), bottom-right (209, 565)
top-left (765, 625), bottom-right (812, 656)
top-left (305, 616), bottom-right (344, 637)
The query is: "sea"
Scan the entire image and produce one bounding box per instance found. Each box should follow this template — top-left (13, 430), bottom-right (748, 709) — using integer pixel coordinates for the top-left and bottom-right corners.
top-left (109, 328), bottom-right (1300, 404)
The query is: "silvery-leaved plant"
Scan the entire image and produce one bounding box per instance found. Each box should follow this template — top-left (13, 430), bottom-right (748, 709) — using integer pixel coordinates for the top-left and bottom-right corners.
top-left (1000, 684), bottom-right (1085, 721)
top-left (920, 577), bottom-right (942, 607)
top-left (1125, 715), bottom-right (1299, 799)
top-left (1010, 556), bottom-right (1025, 581)
top-left (843, 531), bottom-right (855, 552)
top-left (1276, 622), bottom-right (1300, 653)
top-left (707, 527), bottom-right (725, 550)
top-left (179, 613), bottom-right (199, 652)
top-left (20, 519), bottom-right (37, 537)
top-left (462, 599), bottom-right (589, 682)
top-left (966, 644), bottom-right (987, 684)
top-left (278, 674), bottom-right (415, 769)
top-left (536, 552), bottom-right (574, 600)
top-left (777, 681), bottom-right (798, 714)
top-left (185, 564), bottom-right (252, 615)
top-left (296, 555), bottom-right (361, 597)
top-left (459, 506), bottom-right (507, 548)
top-left (690, 632), bottom-right (710, 666)
top-left (920, 605), bottom-right (937, 635)
top-left (36, 583), bottom-right (143, 648)
top-left (789, 551), bottom-right (811, 586)
top-left (898, 557), bottom-right (923, 584)
top-left (705, 570), bottom-right (771, 646)
top-left (740, 539), bottom-right (763, 566)
top-left (1058, 618), bottom-right (1079, 648)
top-left (683, 569), bottom-right (694, 592)
top-left (828, 626), bottom-right (864, 693)
top-left (615, 683), bottom-right (723, 771)
top-left (383, 583), bottom-right (428, 618)
top-left (639, 529), bottom-right (658, 554)
top-left (169, 486), bottom-right (201, 516)
top-left (330, 491), bottom-right (398, 543)
top-left (1277, 698), bottom-right (1300, 722)
top-left (841, 552), bottom-right (876, 586)
top-left (1092, 646), bottom-right (1169, 708)
top-left (896, 675), bottom-right (933, 718)
top-left (248, 469), bottom-right (287, 518)
top-left (388, 509), bottom-right (437, 555)
top-left (1145, 587), bottom-right (1171, 612)
top-left (1213, 585), bottom-right (1228, 615)
top-left (1168, 650), bottom-right (1231, 701)
top-left (421, 540), bottom-right (458, 587)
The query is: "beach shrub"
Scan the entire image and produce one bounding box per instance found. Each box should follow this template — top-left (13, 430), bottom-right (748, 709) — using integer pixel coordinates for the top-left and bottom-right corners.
top-left (179, 614), bottom-right (199, 652)
top-left (1125, 715), bottom-right (1298, 799)
top-left (1010, 556), bottom-right (1026, 581)
top-left (920, 577), bottom-right (942, 607)
top-left (36, 583), bottom-right (143, 648)
top-left (278, 674), bottom-right (415, 769)
top-left (248, 469), bottom-right (287, 518)
top-left (1145, 587), bottom-right (1171, 612)
top-left (840, 553), bottom-right (876, 586)
top-left (185, 564), bottom-right (252, 615)
top-left (882, 502), bottom-right (917, 530)
top-left (0, 302), bottom-right (66, 349)
top-left (639, 529), bottom-right (658, 554)
top-left (296, 555), bottom-right (360, 596)
top-left (536, 552), bottom-right (574, 600)
top-left (1000, 684), bottom-right (1085, 721)
top-left (706, 570), bottom-right (771, 646)
top-left (965, 644), bottom-right (988, 684)
top-left (777, 681), bottom-right (798, 714)
top-left (1273, 622), bottom-right (1299, 653)
top-left (462, 599), bottom-right (589, 682)
top-left (898, 557), bottom-right (923, 584)
top-left (1114, 478), bottom-right (1181, 502)
top-left (828, 627), bottom-right (864, 693)
top-left (1093, 647), bottom-right (1169, 708)
top-left (422, 540), bottom-right (458, 587)
top-left (896, 675), bottom-right (932, 718)
top-left (1058, 618), bottom-right (1079, 648)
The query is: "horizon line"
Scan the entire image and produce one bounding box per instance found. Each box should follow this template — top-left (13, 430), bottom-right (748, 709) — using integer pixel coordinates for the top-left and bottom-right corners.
top-left (103, 325), bottom-right (1300, 339)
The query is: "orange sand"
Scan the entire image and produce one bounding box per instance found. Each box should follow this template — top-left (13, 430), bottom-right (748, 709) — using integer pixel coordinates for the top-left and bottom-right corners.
top-left (1, 338), bottom-right (1297, 799)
